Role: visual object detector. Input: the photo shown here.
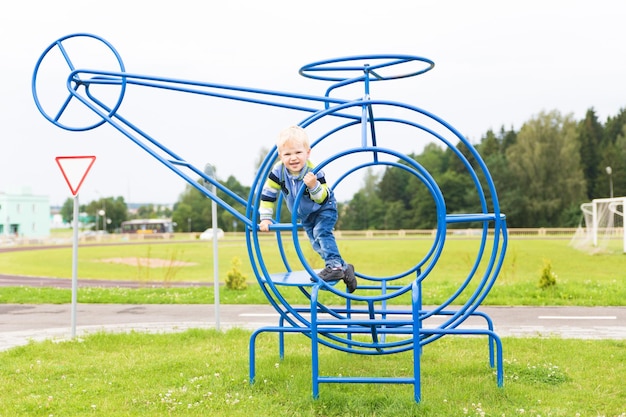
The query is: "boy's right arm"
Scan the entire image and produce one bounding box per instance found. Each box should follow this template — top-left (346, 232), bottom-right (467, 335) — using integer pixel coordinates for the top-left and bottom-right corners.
top-left (259, 169), bottom-right (281, 231)
top-left (259, 219), bottom-right (273, 232)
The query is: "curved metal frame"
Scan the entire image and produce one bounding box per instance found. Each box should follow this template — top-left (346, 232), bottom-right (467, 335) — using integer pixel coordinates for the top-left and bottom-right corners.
top-left (32, 33), bottom-right (507, 403)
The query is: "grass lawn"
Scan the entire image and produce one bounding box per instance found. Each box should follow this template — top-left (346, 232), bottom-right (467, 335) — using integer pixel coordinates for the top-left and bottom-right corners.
top-left (0, 329), bottom-right (624, 416)
top-left (0, 236), bottom-right (624, 306)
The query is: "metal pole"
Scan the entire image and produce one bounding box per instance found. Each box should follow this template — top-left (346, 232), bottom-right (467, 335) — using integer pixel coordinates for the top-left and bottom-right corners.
top-left (71, 194), bottom-right (79, 338)
top-left (204, 163), bottom-right (220, 330)
top-left (212, 198), bottom-right (220, 330)
top-left (592, 200), bottom-right (598, 247)
top-left (622, 197), bottom-right (626, 254)
top-left (606, 166), bottom-right (614, 199)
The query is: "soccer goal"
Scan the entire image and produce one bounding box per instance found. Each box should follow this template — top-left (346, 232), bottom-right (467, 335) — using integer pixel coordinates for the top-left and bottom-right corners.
top-left (570, 197), bottom-right (625, 253)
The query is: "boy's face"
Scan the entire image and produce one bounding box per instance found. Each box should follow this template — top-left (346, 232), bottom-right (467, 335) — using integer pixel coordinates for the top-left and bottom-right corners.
top-left (278, 140), bottom-right (310, 174)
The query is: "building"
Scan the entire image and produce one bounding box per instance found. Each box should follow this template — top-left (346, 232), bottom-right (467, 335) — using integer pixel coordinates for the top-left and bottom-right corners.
top-left (0, 190), bottom-right (50, 239)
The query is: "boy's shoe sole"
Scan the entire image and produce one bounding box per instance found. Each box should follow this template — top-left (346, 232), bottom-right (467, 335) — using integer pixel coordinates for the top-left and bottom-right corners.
top-left (343, 264), bottom-right (357, 293)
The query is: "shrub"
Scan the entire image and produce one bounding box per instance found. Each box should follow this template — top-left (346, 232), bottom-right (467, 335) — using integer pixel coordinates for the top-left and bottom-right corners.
top-left (226, 256), bottom-right (248, 290)
top-left (539, 259), bottom-right (557, 289)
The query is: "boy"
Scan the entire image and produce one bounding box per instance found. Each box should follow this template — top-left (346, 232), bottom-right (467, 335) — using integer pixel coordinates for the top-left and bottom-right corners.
top-left (259, 125), bottom-right (357, 293)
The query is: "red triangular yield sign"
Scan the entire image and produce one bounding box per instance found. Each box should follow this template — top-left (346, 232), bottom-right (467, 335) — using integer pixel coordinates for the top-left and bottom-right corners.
top-left (55, 156), bottom-right (96, 196)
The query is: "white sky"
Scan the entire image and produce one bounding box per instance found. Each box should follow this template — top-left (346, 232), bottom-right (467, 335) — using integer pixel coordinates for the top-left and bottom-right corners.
top-left (2, 0), bottom-right (625, 207)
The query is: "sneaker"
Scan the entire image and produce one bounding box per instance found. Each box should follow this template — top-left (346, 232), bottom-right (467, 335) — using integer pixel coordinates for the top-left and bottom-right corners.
top-left (317, 266), bottom-right (345, 282)
top-left (343, 264), bottom-right (357, 293)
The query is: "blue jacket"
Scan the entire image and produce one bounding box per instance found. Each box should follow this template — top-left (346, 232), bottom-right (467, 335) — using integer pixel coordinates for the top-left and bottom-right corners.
top-left (259, 160), bottom-right (335, 222)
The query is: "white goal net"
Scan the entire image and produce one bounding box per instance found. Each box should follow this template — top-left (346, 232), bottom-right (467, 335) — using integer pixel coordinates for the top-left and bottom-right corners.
top-left (570, 197), bottom-right (625, 254)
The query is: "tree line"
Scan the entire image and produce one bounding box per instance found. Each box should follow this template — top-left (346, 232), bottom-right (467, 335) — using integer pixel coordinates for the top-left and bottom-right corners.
top-left (340, 108), bottom-right (625, 229)
top-left (61, 107), bottom-right (626, 231)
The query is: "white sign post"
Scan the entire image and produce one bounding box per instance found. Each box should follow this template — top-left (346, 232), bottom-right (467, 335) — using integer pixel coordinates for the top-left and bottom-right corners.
top-left (55, 156), bottom-right (96, 338)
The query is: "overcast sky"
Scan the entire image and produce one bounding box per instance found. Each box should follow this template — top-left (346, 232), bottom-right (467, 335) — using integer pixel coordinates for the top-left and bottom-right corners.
top-left (2, 0), bottom-right (625, 207)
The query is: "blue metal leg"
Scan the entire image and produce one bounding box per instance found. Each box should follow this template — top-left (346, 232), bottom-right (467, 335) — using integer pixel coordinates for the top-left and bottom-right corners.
top-left (311, 286), bottom-right (320, 399)
top-left (249, 328), bottom-right (261, 384)
top-left (412, 280), bottom-right (422, 402)
top-left (278, 314), bottom-right (285, 360)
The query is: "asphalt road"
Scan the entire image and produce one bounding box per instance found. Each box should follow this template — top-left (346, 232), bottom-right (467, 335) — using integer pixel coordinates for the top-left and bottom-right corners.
top-left (1, 302), bottom-right (625, 352)
top-left (0, 274), bottom-right (213, 288)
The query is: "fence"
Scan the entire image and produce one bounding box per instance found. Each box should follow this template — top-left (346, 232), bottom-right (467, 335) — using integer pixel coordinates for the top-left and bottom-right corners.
top-left (334, 227), bottom-right (582, 239)
top-left (0, 228), bottom-right (590, 248)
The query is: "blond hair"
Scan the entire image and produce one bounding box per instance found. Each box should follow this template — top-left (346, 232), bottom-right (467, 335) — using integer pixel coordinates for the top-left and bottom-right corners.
top-left (277, 125), bottom-right (310, 149)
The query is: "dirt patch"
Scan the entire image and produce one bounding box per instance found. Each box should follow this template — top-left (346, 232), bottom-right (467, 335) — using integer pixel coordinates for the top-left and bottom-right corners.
top-left (99, 258), bottom-right (197, 268)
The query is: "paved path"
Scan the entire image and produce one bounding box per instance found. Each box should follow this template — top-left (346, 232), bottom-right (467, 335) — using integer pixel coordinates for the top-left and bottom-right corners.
top-left (1, 304), bottom-right (625, 352)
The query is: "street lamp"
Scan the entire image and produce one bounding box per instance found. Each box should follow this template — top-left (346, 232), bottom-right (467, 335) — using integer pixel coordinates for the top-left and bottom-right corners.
top-left (98, 209), bottom-right (106, 232)
top-left (605, 166), bottom-right (614, 198)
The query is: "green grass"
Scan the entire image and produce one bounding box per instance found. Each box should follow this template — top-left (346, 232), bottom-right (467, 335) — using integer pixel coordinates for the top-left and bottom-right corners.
top-left (0, 330), bottom-right (624, 416)
top-left (1, 236), bottom-right (625, 305)
top-left (1, 235), bottom-right (625, 415)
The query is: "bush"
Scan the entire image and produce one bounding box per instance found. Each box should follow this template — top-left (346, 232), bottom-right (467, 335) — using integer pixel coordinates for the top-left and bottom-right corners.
top-left (539, 259), bottom-right (557, 289)
top-left (226, 256), bottom-right (248, 290)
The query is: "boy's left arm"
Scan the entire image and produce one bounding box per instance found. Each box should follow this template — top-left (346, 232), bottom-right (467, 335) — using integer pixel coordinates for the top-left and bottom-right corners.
top-left (304, 172), bottom-right (330, 204)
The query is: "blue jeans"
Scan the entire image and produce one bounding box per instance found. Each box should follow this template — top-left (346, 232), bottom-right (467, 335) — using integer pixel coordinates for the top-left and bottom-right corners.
top-left (302, 208), bottom-right (345, 270)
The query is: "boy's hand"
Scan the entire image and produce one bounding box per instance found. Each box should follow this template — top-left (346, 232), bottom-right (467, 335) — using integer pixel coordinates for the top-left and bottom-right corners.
top-left (303, 172), bottom-right (317, 189)
top-left (259, 219), bottom-right (272, 232)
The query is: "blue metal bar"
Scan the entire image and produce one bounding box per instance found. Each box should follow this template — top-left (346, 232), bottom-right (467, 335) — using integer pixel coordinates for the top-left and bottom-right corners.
top-left (33, 34), bottom-right (507, 404)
